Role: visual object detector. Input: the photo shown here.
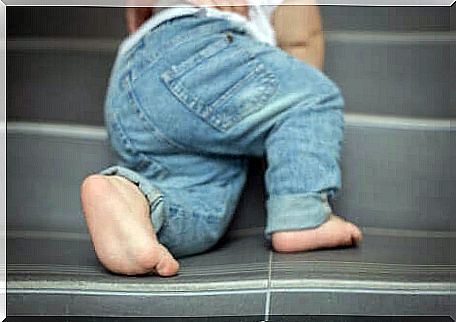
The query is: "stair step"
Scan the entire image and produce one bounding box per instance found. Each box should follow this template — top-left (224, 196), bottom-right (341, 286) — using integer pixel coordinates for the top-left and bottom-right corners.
top-left (7, 34), bottom-right (455, 124)
top-left (7, 48), bottom-right (113, 126)
top-left (320, 6), bottom-right (455, 32)
top-left (335, 118), bottom-right (456, 231)
top-left (6, 6), bottom-right (456, 320)
top-left (6, 119), bottom-right (456, 233)
top-left (7, 6), bottom-right (454, 39)
top-left (325, 33), bottom-right (455, 118)
top-left (7, 7), bottom-right (127, 39)
top-left (7, 229), bottom-right (455, 316)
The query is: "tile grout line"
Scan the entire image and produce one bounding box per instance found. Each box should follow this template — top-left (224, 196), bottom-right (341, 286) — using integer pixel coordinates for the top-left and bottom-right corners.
top-left (264, 251), bottom-right (273, 322)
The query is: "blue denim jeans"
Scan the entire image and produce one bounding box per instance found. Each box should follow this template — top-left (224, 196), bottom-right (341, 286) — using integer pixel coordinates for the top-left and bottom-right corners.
top-left (100, 13), bottom-right (344, 258)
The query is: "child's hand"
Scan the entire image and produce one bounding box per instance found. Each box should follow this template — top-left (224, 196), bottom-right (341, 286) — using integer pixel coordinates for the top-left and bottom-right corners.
top-left (187, 0), bottom-right (249, 18)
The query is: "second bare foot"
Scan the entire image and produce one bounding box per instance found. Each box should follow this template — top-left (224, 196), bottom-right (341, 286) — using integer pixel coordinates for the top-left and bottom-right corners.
top-left (271, 214), bottom-right (363, 253)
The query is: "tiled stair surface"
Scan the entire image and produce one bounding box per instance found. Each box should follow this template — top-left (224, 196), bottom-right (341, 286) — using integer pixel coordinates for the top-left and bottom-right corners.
top-left (6, 6), bottom-right (456, 125)
top-left (7, 31), bottom-right (456, 125)
top-left (6, 5), bottom-right (456, 320)
top-left (7, 229), bottom-right (456, 317)
top-left (7, 119), bottom-right (456, 318)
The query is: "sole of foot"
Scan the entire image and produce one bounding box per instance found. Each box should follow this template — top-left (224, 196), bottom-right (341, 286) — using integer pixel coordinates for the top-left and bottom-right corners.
top-left (271, 214), bottom-right (363, 253)
top-left (80, 174), bottom-right (180, 277)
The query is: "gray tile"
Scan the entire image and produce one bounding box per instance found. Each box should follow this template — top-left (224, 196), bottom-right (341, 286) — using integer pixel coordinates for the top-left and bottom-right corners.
top-left (7, 318), bottom-right (264, 322)
top-left (270, 230), bottom-right (455, 315)
top-left (7, 237), bottom-right (99, 268)
top-left (268, 317), bottom-right (455, 322)
top-left (7, 232), bottom-right (269, 316)
top-left (336, 126), bottom-right (456, 231)
top-left (271, 231), bottom-right (456, 284)
top-left (325, 40), bottom-right (455, 118)
top-left (7, 232), bottom-right (270, 289)
top-left (269, 292), bottom-right (455, 316)
top-left (321, 6), bottom-right (454, 32)
top-left (7, 291), bottom-right (266, 317)
top-left (7, 133), bottom-right (114, 233)
top-left (7, 50), bottom-right (115, 126)
top-left (7, 7), bottom-right (127, 38)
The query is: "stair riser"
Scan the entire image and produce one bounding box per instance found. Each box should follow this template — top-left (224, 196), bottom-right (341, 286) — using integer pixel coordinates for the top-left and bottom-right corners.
top-left (7, 6), bottom-right (454, 39)
top-left (7, 121), bottom-right (455, 233)
top-left (7, 291), bottom-right (454, 317)
top-left (7, 35), bottom-right (455, 124)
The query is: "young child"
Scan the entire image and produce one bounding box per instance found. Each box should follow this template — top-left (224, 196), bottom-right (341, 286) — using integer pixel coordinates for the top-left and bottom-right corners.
top-left (81, 0), bottom-right (363, 277)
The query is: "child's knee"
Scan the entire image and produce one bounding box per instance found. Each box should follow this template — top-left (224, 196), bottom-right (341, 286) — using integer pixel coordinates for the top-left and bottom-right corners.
top-left (158, 211), bottom-right (229, 258)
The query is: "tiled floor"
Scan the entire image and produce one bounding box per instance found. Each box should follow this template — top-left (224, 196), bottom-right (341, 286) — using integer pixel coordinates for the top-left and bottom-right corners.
top-left (7, 228), bottom-right (456, 318)
top-left (5, 316), bottom-right (455, 322)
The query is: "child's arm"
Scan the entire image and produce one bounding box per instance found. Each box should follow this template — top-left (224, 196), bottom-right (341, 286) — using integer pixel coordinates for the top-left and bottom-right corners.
top-left (273, 2), bottom-right (324, 70)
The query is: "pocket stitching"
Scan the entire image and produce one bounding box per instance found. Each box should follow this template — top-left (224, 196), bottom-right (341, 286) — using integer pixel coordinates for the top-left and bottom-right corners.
top-left (211, 64), bottom-right (277, 130)
top-left (160, 36), bottom-right (232, 120)
top-left (161, 38), bottom-right (278, 132)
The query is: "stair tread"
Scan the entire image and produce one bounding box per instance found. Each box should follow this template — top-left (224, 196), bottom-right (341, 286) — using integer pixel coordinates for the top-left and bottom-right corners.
top-left (8, 229), bottom-right (455, 293)
top-left (7, 232), bottom-right (270, 292)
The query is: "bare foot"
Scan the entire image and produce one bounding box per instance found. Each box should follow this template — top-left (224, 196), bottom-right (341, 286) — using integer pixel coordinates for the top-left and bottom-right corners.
top-left (80, 174), bottom-right (179, 276)
top-left (272, 214), bottom-right (363, 253)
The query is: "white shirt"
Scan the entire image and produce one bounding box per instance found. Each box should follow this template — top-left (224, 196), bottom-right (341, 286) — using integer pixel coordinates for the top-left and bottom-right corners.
top-left (119, 0), bottom-right (284, 56)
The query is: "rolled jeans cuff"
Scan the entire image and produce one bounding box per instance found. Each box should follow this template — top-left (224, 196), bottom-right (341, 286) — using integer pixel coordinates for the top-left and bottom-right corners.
top-left (99, 166), bottom-right (166, 233)
top-left (265, 193), bottom-right (332, 240)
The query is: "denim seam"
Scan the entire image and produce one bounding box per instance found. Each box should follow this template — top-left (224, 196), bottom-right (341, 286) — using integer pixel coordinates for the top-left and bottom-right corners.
top-left (110, 105), bottom-right (171, 176)
top-left (167, 203), bottom-right (224, 226)
top-left (111, 111), bottom-right (134, 154)
top-left (126, 77), bottom-right (190, 152)
top-left (136, 153), bottom-right (169, 179)
top-left (150, 195), bottom-right (164, 214)
top-left (129, 54), bottom-right (161, 84)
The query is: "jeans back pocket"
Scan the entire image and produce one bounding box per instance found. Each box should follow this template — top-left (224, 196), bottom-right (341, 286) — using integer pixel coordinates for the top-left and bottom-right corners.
top-left (160, 33), bottom-right (277, 132)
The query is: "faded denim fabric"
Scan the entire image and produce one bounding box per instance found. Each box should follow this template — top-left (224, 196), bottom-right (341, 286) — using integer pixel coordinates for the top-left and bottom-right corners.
top-left (100, 14), bottom-right (345, 258)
